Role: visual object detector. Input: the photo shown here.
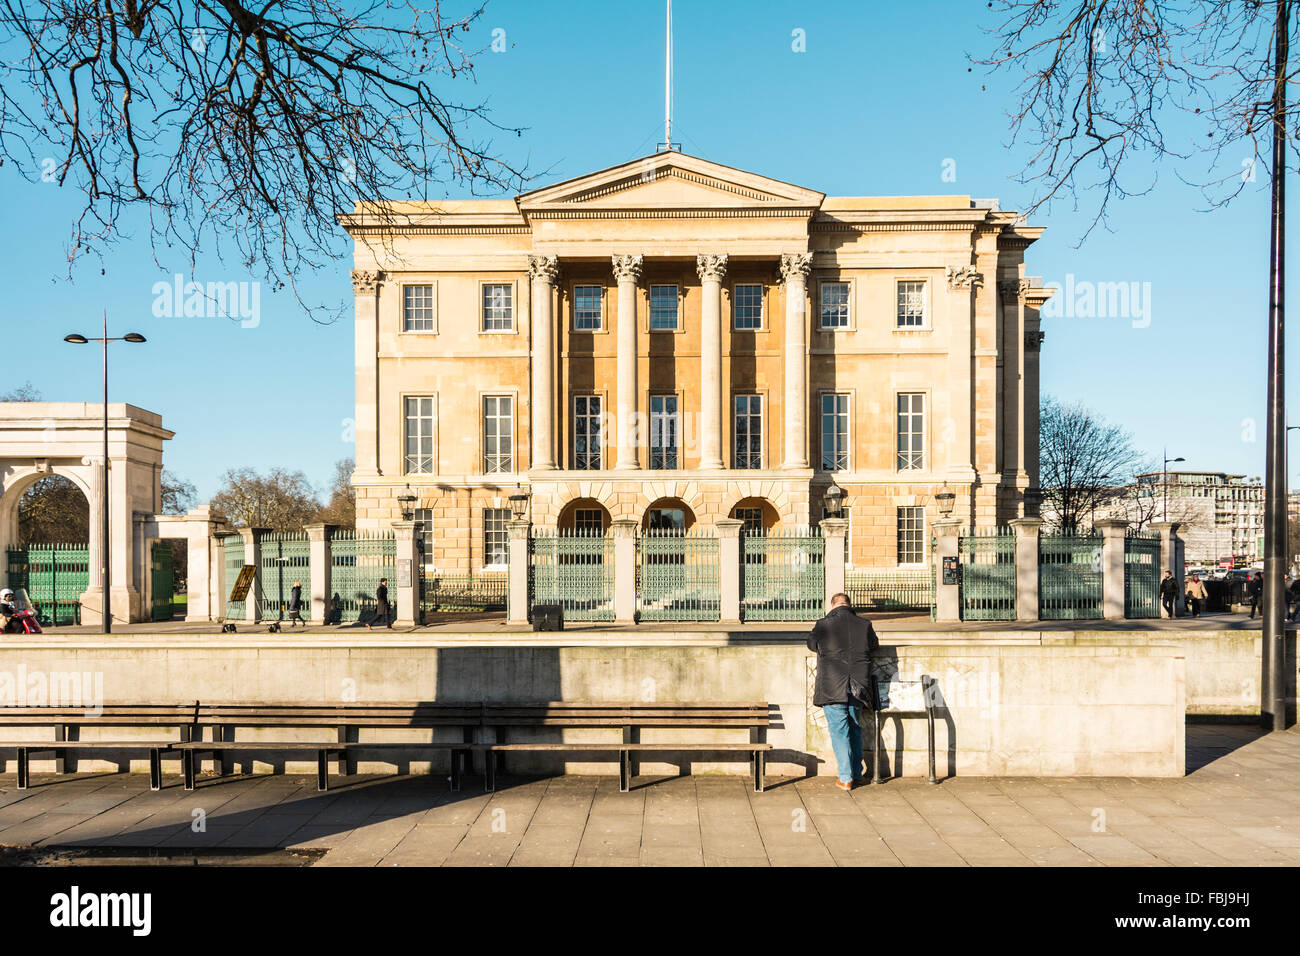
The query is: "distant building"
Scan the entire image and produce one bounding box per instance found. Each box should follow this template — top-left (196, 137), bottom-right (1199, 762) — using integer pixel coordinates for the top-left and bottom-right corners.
top-left (1119, 471), bottom-right (1264, 567)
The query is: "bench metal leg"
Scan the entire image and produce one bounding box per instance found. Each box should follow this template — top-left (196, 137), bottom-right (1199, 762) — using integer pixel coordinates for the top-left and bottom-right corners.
top-left (484, 750), bottom-right (496, 793)
top-left (149, 749), bottom-right (162, 791)
top-left (926, 709), bottom-right (938, 785)
top-left (619, 750), bottom-right (630, 793)
top-left (753, 751), bottom-right (765, 793)
top-left (17, 747), bottom-right (28, 790)
top-left (317, 750), bottom-right (329, 792)
top-left (450, 750), bottom-right (463, 792)
top-left (183, 750), bottom-right (196, 791)
top-left (870, 708), bottom-right (882, 785)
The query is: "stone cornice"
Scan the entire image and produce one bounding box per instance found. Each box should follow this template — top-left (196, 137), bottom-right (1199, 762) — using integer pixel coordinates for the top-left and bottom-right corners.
top-left (525, 207), bottom-right (819, 221)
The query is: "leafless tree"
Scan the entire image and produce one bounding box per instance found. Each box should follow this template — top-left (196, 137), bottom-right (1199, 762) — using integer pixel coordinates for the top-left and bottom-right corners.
top-left (160, 470), bottom-right (197, 514)
top-left (0, 383), bottom-right (41, 402)
top-left (210, 465), bottom-right (320, 530)
top-left (17, 476), bottom-right (89, 544)
top-left (313, 457), bottom-right (355, 527)
top-left (974, 1), bottom-right (1298, 238)
top-left (0, 0), bottom-right (529, 315)
top-left (1039, 396), bottom-right (1145, 532)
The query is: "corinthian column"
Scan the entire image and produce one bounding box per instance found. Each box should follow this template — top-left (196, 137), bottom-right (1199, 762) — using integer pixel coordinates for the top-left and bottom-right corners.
top-left (697, 254), bottom-right (728, 470)
top-left (352, 269), bottom-right (384, 475)
top-left (780, 253), bottom-right (812, 469)
top-left (612, 254), bottom-right (644, 469)
top-left (528, 255), bottom-right (559, 470)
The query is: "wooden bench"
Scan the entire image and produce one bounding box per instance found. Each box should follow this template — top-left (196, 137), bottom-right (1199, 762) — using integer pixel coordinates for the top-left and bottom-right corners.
top-left (177, 703), bottom-right (481, 791)
top-left (868, 675), bottom-right (938, 785)
top-left (473, 702), bottom-right (773, 793)
top-left (0, 704), bottom-right (199, 790)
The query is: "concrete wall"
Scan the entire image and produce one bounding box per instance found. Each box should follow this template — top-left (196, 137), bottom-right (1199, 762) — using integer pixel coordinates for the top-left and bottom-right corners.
top-left (0, 635), bottom-right (1184, 779)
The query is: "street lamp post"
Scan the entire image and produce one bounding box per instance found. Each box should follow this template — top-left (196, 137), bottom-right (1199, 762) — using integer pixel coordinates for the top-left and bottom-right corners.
top-left (64, 312), bottom-right (146, 634)
top-left (1162, 449), bottom-right (1185, 523)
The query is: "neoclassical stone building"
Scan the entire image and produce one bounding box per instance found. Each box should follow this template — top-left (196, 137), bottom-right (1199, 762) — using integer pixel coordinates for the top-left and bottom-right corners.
top-left (342, 151), bottom-right (1052, 573)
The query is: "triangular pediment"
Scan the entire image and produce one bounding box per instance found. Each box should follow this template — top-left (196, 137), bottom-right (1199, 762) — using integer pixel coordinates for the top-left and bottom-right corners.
top-left (516, 152), bottom-right (825, 213)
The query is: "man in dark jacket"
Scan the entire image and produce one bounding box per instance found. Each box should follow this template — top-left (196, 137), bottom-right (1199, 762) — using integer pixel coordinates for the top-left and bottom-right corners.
top-left (807, 593), bottom-right (878, 790)
top-left (1248, 572), bottom-right (1264, 620)
top-left (1159, 570), bottom-right (1179, 619)
top-left (368, 578), bottom-right (392, 629)
top-left (287, 581), bottom-right (305, 628)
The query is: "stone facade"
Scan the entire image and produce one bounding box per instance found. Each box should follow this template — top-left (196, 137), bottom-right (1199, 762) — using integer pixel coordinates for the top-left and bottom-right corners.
top-left (342, 152), bottom-right (1053, 573)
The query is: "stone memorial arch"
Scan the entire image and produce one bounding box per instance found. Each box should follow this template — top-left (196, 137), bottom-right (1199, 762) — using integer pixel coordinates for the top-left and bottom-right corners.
top-left (0, 402), bottom-right (181, 624)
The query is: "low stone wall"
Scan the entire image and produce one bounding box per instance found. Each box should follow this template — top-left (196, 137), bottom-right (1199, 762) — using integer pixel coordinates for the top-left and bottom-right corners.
top-left (0, 633), bottom-right (1185, 779)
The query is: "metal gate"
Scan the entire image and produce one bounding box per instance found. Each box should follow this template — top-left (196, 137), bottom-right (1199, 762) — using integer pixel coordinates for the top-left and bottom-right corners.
top-left (6, 544), bottom-right (88, 626)
top-left (220, 533), bottom-right (246, 619)
top-left (259, 532), bottom-right (310, 621)
top-left (959, 529), bottom-right (1016, 621)
top-left (531, 530), bottom-right (614, 622)
top-left (150, 542), bottom-right (175, 622)
top-left (1124, 531), bottom-right (1161, 619)
top-left (329, 530), bottom-right (396, 623)
top-left (1039, 532), bottom-right (1103, 620)
top-left (741, 530), bottom-right (824, 621)
top-left (637, 530), bottom-right (719, 622)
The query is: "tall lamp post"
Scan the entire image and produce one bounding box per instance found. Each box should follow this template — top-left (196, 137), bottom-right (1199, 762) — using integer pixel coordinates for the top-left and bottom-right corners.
top-left (1162, 449), bottom-right (1185, 522)
top-left (64, 314), bottom-right (146, 634)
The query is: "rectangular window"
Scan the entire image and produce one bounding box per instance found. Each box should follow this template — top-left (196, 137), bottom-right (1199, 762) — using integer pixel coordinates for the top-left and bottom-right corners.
top-left (896, 280), bottom-right (927, 328)
top-left (483, 509), bottom-right (510, 567)
top-left (649, 285), bottom-right (679, 330)
top-left (733, 284), bottom-right (764, 330)
top-left (573, 395), bottom-right (603, 470)
top-left (482, 395), bottom-right (513, 474)
top-left (820, 281), bottom-right (850, 329)
top-left (649, 395), bottom-right (679, 469)
top-left (821, 393), bottom-right (849, 471)
top-left (734, 395), bottom-right (763, 469)
top-left (404, 396), bottom-right (435, 475)
top-left (896, 393), bottom-right (925, 471)
top-left (897, 506), bottom-right (925, 565)
top-left (574, 285), bottom-right (603, 331)
top-left (573, 508), bottom-right (604, 534)
top-left (482, 283), bottom-right (514, 331)
top-left (734, 507), bottom-right (764, 534)
top-left (414, 507), bottom-right (434, 566)
top-left (403, 284), bottom-right (436, 331)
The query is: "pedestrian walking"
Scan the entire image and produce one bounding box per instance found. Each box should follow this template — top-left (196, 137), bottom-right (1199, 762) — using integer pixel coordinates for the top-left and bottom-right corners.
top-left (368, 578), bottom-right (392, 629)
top-left (1184, 574), bottom-right (1207, 618)
top-left (1286, 574), bottom-right (1299, 623)
top-left (807, 592), bottom-right (878, 791)
top-left (287, 581), bottom-right (305, 627)
top-left (1159, 570), bottom-right (1179, 619)
top-left (1247, 571), bottom-right (1263, 620)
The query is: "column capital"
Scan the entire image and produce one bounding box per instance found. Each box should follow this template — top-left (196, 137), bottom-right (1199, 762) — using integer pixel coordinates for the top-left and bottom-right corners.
top-left (351, 269), bottom-right (384, 294)
top-left (779, 252), bottom-right (812, 284)
top-left (945, 265), bottom-right (983, 289)
top-left (612, 254), bottom-right (644, 283)
top-left (527, 254), bottom-right (559, 284)
top-left (696, 253), bottom-right (728, 283)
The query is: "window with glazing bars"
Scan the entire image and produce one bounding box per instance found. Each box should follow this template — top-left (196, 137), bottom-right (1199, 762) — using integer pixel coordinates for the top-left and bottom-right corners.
top-left (896, 392), bottom-right (925, 471)
top-left (650, 285), bottom-right (679, 330)
top-left (896, 280), bottom-right (926, 327)
top-left (820, 281), bottom-right (850, 328)
top-left (733, 284), bottom-right (763, 330)
top-left (482, 395), bottom-right (513, 473)
top-left (573, 508), bottom-right (604, 534)
top-left (483, 509), bottom-right (509, 567)
top-left (482, 283), bottom-right (513, 331)
top-left (414, 508), bottom-right (434, 566)
top-left (734, 394), bottom-right (763, 469)
top-left (821, 394), bottom-right (849, 471)
top-left (734, 507), bottom-right (764, 534)
top-left (897, 506), bottom-right (925, 565)
top-left (650, 395), bottom-right (678, 469)
top-left (403, 284), bottom-right (436, 331)
top-left (404, 396), bottom-right (435, 474)
top-left (573, 395), bottom-right (602, 470)
top-left (574, 285), bottom-right (603, 331)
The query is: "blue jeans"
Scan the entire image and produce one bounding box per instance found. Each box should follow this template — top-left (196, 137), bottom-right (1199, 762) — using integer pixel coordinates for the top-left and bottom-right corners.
top-left (822, 702), bottom-right (864, 783)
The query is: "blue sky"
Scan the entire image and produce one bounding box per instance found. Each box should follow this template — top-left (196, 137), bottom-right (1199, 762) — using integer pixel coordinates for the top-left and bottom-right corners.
top-left (0, 0), bottom-right (1293, 501)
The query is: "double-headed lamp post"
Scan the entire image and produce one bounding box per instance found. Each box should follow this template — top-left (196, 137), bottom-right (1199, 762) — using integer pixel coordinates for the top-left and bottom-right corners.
top-left (64, 314), bottom-right (146, 634)
top-left (1162, 449), bottom-right (1185, 522)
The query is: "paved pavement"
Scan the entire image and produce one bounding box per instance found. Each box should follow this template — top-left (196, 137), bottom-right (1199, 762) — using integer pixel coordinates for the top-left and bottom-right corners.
top-left (0, 724), bottom-right (1296, 866)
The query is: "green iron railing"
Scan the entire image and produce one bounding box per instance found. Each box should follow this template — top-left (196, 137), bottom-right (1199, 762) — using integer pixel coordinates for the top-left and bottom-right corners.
top-left (637, 529), bottom-right (720, 622)
top-left (420, 572), bottom-right (507, 615)
top-left (1124, 530), bottom-right (1161, 619)
top-left (1038, 531), bottom-right (1104, 620)
top-left (741, 529), bottom-right (824, 621)
top-left (259, 532), bottom-right (311, 621)
top-left (531, 530), bottom-right (614, 622)
top-left (220, 533), bottom-right (246, 620)
top-left (959, 528), bottom-right (1016, 621)
top-left (845, 567), bottom-right (934, 613)
top-left (6, 544), bottom-right (88, 626)
top-left (329, 530), bottom-right (396, 622)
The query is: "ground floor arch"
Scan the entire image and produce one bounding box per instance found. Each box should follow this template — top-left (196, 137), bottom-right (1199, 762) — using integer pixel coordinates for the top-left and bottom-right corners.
top-left (642, 497), bottom-right (697, 531)
top-left (557, 498), bottom-right (612, 533)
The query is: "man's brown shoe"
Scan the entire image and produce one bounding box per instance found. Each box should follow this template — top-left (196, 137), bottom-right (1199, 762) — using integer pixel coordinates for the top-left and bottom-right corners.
top-left (835, 779), bottom-right (853, 791)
